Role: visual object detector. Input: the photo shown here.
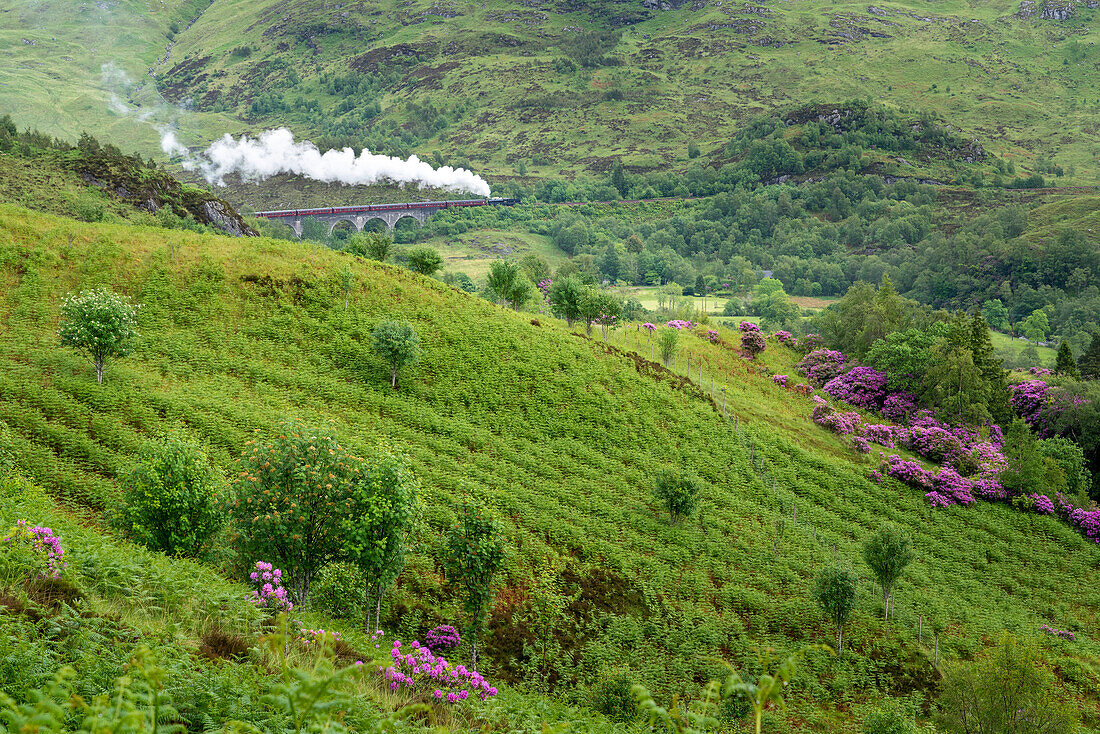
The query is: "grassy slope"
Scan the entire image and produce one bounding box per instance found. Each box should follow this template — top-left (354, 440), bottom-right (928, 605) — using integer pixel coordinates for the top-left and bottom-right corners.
top-left (7, 0), bottom-right (1100, 187)
top-left (2, 205), bottom-right (1100, 729)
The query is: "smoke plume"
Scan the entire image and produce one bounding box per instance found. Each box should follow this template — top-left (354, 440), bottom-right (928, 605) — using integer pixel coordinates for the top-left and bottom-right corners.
top-left (181, 128), bottom-right (492, 197)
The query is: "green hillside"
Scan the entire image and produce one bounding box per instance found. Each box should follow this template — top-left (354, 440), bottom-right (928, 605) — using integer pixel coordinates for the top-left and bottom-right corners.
top-left (7, 0), bottom-right (1100, 186)
top-left (2, 203), bottom-right (1100, 731)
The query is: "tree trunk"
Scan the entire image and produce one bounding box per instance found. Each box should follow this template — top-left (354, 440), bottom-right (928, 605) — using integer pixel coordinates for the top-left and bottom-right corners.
top-left (837, 625), bottom-right (842, 653)
top-left (391, 367), bottom-right (398, 389)
top-left (95, 358), bottom-right (104, 384)
top-left (344, 294), bottom-right (348, 312)
top-left (883, 585), bottom-right (890, 621)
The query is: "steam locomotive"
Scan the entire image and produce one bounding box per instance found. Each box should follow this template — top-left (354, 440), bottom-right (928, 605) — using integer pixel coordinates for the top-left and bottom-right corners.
top-left (254, 197), bottom-right (519, 219)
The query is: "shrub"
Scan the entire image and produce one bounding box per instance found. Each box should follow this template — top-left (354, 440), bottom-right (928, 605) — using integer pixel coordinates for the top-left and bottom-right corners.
top-left (371, 320), bottom-right (420, 389)
top-left (0, 520), bottom-right (65, 580)
top-left (249, 561), bottom-right (293, 612)
top-left (310, 562), bottom-right (366, 619)
top-left (741, 330), bottom-right (766, 358)
top-left (229, 422), bottom-right (417, 602)
top-left (798, 349), bottom-right (848, 385)
top-left (936, 634), bottom-right (1079, 734)
top-left (863, 700), bottom-right (915, 734)
top-left (382, 638), bottom-right (498, 703)
top-left (347, 231), bottom-right (393, 262)
top-left (654, 469), bottom-right (703, 524)
top-left (593, 670), bottom-right (637, 723)
top-left (425, 624), bottom-right (461, 653)
top-left (117, 432), bottom-right (223, 558)
top-left (658, 328), bottom-right (679, 367)
top-left (442, 502), bottom-right (505, 666)
top-left (407, 247), bottom-right (443, 276)
top-left (58, 287), bottom-right (139, 383)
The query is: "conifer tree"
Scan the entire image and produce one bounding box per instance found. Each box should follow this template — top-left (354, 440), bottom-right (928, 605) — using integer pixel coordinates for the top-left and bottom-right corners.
top-left (1079, 332), bottom-right (1100, 380)
top-left (1056, 341), bottom-right (1080, 379)
top-left (970, 308), bottom-right (1012, 424)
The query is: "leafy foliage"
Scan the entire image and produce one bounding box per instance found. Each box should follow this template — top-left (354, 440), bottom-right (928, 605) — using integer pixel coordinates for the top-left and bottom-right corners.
top-left (862, 524), bottom-right (912, 621)
top-left (117, 431), bottom-right (223, 559)
top-left (813, 565), bottom-right (856, 651)
top-left (441, 501), bottom-right (504, 666)
top-left (653, 469), bottom-right (702, 525)
top-left (58, 287), bottom-right (138, 384)
top-left (370, 320), bottom-right (420, 389)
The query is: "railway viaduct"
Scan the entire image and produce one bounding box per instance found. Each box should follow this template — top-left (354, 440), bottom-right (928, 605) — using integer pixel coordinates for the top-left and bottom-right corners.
top-left (254, 202), bottom-right (446, 237)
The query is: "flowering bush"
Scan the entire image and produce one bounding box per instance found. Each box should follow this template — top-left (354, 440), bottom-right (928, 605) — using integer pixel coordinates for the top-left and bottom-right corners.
top-left (793, 383), bottom-right (813, 396)
top-left (796, 333), bottom-right (822, 352)
top-left (798, 349), bottom-right (849, 385)
top-left (811, 396), bottom-right (861, 435)
top-left (666, 320), bottom-right (694, 330)
top-left (382, 639), bottom-right (498, 703)
top-left (859, 424), bottom-right (896, 449)
top-left (772, 375), bottom-right (788, 387)
top-left (642, 322), bottom-right (657, 331)
top-left (773, 330), bottom-right (794, 343)
top-left (738, 321), bottom-right (760, 333)
top-left (1029, 367), bottom-right (1052, 376)
top-left (1009, 380), bottom-right (1050, 428)
top-left (704, 329), bottom-right (720, 344)
top-left (425, 625), bottom-right (462, 653)
top-left (823, 365), bottom-right (888, 411)
top-left (880, 393), bottom-right (919, 422)
top-left (741, 329), bottom-right (766, 359)
top-left (1039, 625), bottom-right (1075, 641)
top-left (536, 278), bottom-right (552, 299)
top-left (249, 561), bottom-right (293, 612)
top-left (851, 436), bottom-right (872, 454)
top-left (1, 520), bottom-right (65, 578)
top-left (1029, 494), bottom-right (1056, 515)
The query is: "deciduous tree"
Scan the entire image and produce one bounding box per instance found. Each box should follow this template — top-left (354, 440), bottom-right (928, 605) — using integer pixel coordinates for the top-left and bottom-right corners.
top-left (58, 287), bottom-right (139, 384)
top-left (371, 320), bottom-right (420, 389)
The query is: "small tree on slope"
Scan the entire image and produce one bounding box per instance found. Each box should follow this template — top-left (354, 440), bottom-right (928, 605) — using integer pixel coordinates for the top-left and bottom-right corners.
top-left (442, 501), bottom-right (505, 667)
top-left (58, 287), bottom-right (139, 384)
top-left (371, 320), bottom-right (420, 389)
top-left (862, 524), bottom-right (913, 622)
top-left (813, 565), bottom-right (857, 652)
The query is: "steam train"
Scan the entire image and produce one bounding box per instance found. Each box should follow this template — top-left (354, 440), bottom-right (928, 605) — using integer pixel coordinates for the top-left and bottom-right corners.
top-left (254, 197), bottom-right (519, 219)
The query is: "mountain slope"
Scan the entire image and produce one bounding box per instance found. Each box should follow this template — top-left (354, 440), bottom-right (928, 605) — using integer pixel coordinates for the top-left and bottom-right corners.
top-left (1, 203), bottom-right (1099, 729)
top-left (6, 0), bottom-right (1100, 186)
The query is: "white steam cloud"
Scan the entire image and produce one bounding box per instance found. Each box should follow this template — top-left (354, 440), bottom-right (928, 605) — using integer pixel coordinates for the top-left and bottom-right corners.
top-left (179, 128), bottom-right (491, 198)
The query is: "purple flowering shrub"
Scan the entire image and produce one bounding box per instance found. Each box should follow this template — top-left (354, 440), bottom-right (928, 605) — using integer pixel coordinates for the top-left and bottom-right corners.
top-left (1039, 625), bottom-right (1076, 641)
top-left (851, 436), bottom-right (872, 454)
top-left (1028, 494), bottom-right (1056, 515)
top-left (811, 396), bottom-right (861, 435)
top-left (772, 330), bottom-right (794, 343)
top-left (880, 393), bottom-right (919, 422)
top-left (382, 639), bottom-right (497, 704)
top-left (642, 322), bottom-right (657, 331)
top-left (666, 320), bottom-right (694, 330)
top-left (425, 625), bottom-right (462, 653)
top-left (1009, 380), bottom-right (1049, 429)
top-left (249, 561), bottom-right (293, 612)
top-left (795, 333), bottom-right (822, 353)
top-left (798, 349), bottom-right (849, 385)
top-left (773, 375), bottom-right (788, 387)
top-left (741, 330), bottom-right (766, 359)
top-left (704, 329), bottom-right (720, 344)
top-left (859, 424), bottom-right (896, 449)
top-left (738, 321), bottom-right (761, 333)
top-left (823, 365), bottom-right (888, 411)
top-left (1, 520), bottom-right (66, 578)
top-left (298, 627), bottom-right (342, 646)
top-left (1029, 367), bottom-right (1052, 376)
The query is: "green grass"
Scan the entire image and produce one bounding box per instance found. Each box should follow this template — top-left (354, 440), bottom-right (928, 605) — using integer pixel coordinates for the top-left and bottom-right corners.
top-left (2, 203), bottom-right (1100, 730)
top-left (991, 329), bottom-right (1058, 367)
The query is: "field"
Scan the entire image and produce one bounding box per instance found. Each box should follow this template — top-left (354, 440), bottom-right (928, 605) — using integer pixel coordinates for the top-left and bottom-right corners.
top-left (2, 202), bottom-right (1099, 731)
top-left (990, 329), bottom-right (1058, 367)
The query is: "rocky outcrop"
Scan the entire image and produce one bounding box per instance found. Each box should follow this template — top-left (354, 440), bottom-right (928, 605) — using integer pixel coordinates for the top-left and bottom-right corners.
top-left (1016, 0), bottom-right (1088, 19)
top-left (201, 200), bottom-right (251, 237)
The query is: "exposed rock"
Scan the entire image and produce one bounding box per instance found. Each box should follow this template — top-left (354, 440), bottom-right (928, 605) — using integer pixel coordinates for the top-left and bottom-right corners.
top-left (867, 5), bottom-right (888, 16)
top-left (1016, 0), bottom-right (1038, 17)
top-left (1042, 0), bottom-right (1076, 19)
top-left (202, 201), bottom-right (251, 237)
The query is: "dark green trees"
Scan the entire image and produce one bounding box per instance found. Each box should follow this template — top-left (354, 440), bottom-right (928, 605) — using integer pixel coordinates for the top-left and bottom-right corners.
top-left (371, 320), bottom-right (420, 389)
top-left (1056, 341), bottom-right (1080, 378)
